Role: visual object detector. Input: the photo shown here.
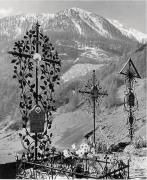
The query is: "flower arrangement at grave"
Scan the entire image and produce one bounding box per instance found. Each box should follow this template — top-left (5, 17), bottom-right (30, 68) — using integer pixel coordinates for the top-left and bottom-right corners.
top-left (63, 143), bottom-right (96, 159)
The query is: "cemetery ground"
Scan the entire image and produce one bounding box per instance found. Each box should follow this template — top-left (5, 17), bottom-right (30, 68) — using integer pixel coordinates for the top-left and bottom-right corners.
top-left (0, 77), bottom-right (146, 178)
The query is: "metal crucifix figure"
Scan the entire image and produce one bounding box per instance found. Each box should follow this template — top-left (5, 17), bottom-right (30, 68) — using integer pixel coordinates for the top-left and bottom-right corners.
top-left (79, 70), bottom-right (108, 145)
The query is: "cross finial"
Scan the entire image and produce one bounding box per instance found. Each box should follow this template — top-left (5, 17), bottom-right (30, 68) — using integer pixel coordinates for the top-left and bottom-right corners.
top-left (36, 21), bottom-right (40, 27)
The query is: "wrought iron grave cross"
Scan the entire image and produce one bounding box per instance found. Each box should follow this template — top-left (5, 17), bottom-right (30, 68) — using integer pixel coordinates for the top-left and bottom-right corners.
top-left (119, 58), bottom-right (141, 141)
top-left (9, 21), bottom-right (61, 161)
top-left (79, 70), bottom-right (108, 145)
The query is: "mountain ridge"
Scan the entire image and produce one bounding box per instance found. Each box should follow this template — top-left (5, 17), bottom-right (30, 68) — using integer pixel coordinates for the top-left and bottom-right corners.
top-left (1, 7), bottom-right (144, 84)
top-left (0, 7), bottom-right (146, 43)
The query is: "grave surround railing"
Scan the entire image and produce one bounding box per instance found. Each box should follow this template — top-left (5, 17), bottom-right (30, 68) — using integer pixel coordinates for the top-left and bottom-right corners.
top-left (16, 151), bottom-right (130, 179)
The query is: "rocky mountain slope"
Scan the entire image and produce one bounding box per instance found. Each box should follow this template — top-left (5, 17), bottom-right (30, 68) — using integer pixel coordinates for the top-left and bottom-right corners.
top-left (0, 77), bottom-right (146, 153)
top-left (0, 8), bottom-right (146, 43)
top-left (0, 8), bottom-right (146, 80)
top-left (51, 78), bottom-right (146, 149)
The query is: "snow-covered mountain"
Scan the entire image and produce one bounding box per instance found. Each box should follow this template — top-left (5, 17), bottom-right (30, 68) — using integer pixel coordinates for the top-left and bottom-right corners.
top-left (108, 19), bottom-right (147, 43)
top-left (0, 7), bottom-right (146, 81)
top-left (0, 7), bottom-right (146, 43)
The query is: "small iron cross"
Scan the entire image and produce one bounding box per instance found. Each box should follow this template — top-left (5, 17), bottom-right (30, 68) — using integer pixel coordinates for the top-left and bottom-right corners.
top-left (79, 70), bottom-right (108, 145)
top-left (104, 154), bottom-right (109, 179)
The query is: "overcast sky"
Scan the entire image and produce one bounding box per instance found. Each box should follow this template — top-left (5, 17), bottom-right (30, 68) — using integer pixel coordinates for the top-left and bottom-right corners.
top-left (0, 0), bottom-right (146, 33)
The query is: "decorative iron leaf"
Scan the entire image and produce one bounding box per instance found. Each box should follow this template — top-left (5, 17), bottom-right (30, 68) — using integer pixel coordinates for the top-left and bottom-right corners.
top-left (40, 64), bottom-right (45, 68)
top-left (46, 153), bottom-right (50, 157)
top-left (38, 95), bottom-right (42, 100)
top-left (43, 101), bottom-right (47, 105)
top-left (44, 91), bottom-right (47, 95)
top-left (52, 106), bottom-right (56, 111)
top-left (43, 140), bottom-right (47, 145)
top-left (11, 59), bottom-right (17, 63)
top-left (22, 81), bottom-right (26, 86)
top-left (33, 92), bottom-right (37, 99)
top-left (50, 70), bottom-right (53, 75)
top-left (30, 88), bottom-right (34, 93)
top-left (31, 84), bottom-right (35, 89)
top-left (26, 45), bottom-right (30, 50)
top-left (48, 125), bottom-right (51, 129)
top-left (19, 133), bottom-right (22, 137)
top-left (29, 100), bottom-right (32, 105)
top-left (22, 124), bottom-right (26, 128)
top-left (38, 152), bottom-right (41, 157)
top-left (19, 71), bottom-right (23, 76)
top-left (29, 33), bottom-right (33, 39)
top-left (45, 148), bottom-right (49, 151)
top-left (28, 105), bottom-right (32, 110)
top-left (16, 61), bottom-right (20, 65)
top-left (49, 83), bottom-right (53, 90)
top-left (19, 102), bottom-right (24, 108)
top-left (18, 48), bottom-right (22, 53)
top-left (27, 140), bottom-right (30, 146)
top-left (40, 76), bottom-right (45, 80)
top-left (44, 81), bottom-right (47, 86)
top-left (31, 146), bottom-right (34, 150)
top-left (13, 75), bottom-right (17, 79)
top-left (28, 73), bottom-right (33, 78)
top-left (39, 144), bottom-right (42, 149)
top-left (40, 85), bottom-right (46, 90)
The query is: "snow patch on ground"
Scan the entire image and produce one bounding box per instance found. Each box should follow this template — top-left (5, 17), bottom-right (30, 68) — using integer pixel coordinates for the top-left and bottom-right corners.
top-left (81, 47), bottom-right (109, 60)
top-left (74, 57), bottom-right (79, 63)
top-left (78, 46), bottom-right (116, 61)
top-left (72, 19), bottom-right (83, 35)
top-left (90, 15), bottom-right (110, 38)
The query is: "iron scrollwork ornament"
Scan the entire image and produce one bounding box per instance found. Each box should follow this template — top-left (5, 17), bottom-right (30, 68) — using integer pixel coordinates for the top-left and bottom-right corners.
top-left (79, 70), bottom-right (108, 145)
top-left (9, 22), bottom-right (61, 161)
top-left (79, 70), bottom-right (108, 113)
top-left (119, 58), bottom-right (141, 141)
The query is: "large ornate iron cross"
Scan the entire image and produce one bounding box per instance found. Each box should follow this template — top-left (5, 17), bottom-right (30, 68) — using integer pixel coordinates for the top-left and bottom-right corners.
top-left (8, 21), bottom-right (61, 161)
top-left (79, 70), bottom-right (108, 145)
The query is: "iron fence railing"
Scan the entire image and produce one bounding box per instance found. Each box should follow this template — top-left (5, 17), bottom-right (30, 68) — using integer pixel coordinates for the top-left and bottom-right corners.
top-left (16, 152), bottom-right (130, 179)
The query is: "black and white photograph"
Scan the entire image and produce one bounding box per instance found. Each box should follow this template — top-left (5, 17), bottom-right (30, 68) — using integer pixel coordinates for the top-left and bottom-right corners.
top-left (0, 0), bottom-right (146, 179)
